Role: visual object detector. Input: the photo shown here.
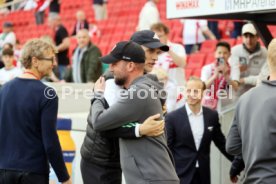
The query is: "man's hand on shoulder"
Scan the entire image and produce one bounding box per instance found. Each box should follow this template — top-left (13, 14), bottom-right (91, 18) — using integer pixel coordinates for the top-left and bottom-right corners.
top-left (139, 114), bottom-right (164, 137)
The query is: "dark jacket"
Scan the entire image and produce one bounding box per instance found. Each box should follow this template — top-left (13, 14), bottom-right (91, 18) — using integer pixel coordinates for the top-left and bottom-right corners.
top-left (71, 20), bottom-right (89, 36)
top-left (64, 42), bottom-right (102, 83)
top-left (80, 98), bottom-right (120, 167)
top-left (230, 155), bottom-right (244, 178)
top-left (165, 106), bottom-right (233, 184)
top-left (80, 78), bottom-right (138, 167)
top-left (93, 0), bottom-right (107, 5)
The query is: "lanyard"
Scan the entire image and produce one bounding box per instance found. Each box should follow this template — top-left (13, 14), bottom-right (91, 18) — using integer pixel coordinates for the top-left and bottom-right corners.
top-left (23, 71), bottom-right (40, 80)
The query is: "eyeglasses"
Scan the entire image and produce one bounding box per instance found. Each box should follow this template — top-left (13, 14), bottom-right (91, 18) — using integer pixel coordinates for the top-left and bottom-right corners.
top-left (38, 57), bottom-right (56, 63)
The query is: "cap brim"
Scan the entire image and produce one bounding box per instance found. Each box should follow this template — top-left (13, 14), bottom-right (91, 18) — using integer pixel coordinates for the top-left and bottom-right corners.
top-left (99, 54), bottom-right (119, 64)
top-left (143, 42), bottom-right (169, 52)
top-left (242, 31), bottom-right (256, 35)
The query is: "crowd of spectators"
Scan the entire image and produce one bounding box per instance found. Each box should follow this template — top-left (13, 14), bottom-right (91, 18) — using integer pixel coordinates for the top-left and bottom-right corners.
top-left (0, 0), bottom-right (268, 106)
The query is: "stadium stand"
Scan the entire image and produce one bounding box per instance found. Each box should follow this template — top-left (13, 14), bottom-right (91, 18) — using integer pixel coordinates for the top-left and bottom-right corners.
top-left (0, 0), bottom-right (264, 80)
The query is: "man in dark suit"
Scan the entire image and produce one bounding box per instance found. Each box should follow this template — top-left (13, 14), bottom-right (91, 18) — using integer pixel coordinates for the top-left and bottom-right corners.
top-left (165, 77), bottom-right (233, 184)
top-left (71, 10), bottom-right (89, 36)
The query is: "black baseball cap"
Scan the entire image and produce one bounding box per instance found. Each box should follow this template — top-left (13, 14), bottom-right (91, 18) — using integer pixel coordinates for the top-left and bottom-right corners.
top-left (130, 30), bottom-right (169, 52)
top-left (3, 22), bottom-right (13, 28)
top-left (99, 41), bottom-right (145, 64)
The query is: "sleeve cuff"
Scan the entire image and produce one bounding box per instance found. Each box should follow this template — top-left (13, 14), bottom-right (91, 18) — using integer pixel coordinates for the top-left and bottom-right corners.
top-left (94, 91), bottom-right (104, 98)
top-left (135, 124), bottom-right (142, 137)
top-left (243, 76), bottom-right (257, 86)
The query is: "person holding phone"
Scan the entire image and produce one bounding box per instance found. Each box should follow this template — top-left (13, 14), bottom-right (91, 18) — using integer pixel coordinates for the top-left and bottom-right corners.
top-left (200, 41), bottom-right (239, 109)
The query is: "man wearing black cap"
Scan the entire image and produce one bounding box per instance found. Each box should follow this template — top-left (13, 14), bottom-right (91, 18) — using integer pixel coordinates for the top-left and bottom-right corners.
top-left (89, 40), bottom-right (179, 184)
top-left (0, 22), bottom-right (16, 54)
top-left (104, 30), bottom-right (169, 104)
top-left (130, 30), bottom-right (169, 72)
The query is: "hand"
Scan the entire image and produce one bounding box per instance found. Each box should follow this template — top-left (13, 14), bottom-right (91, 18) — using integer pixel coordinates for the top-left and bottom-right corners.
top-left (162, 105), bottom-right (167, 114)
top-left (222, 65), bottom-right (230, 75)
top-left (239, 64), bottom-right (248, 72)
top-left (239, 78), bottom-right (245, 85)
top-left (139, 114), bottom-right (164, 137)
top-left (94, 76), bottom-right (105, 92)
top-left (62, 178), bottom-right (72, 184)
top-left (213, 66), bottom-right (220, 78)
top-left (230, 175), bottom-right (238, 183)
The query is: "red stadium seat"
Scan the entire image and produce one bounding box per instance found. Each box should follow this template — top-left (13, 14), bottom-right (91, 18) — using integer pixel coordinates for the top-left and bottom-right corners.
top-left (220, 38), bottom-right (236, 47)
top-left (200, 40), bottom-right (218, 53)
top-left (205, 53), bottom-right (215, 65)
top-left (192, 69), bottom-right (202, 77)
top-left (185, 69), bottom-right (193, 80)
top-left (186, 53), bottom-right (206, 69)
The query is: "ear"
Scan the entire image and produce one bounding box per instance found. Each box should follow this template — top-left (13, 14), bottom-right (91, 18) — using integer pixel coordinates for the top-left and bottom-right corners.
top-left (126, 62), bottom-right (135, 72)
top-left (32, 57), bottom-right (39, 68)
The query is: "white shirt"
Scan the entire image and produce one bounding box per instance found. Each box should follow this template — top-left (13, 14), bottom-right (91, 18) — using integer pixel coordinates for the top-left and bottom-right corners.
top-left (0, 67), bottom-right (22, 85)
top-left (201, 62), bottom-right (240, 82)
top-left (0, 32), bottom-right (16, 49)
top-left (182, 19), bottom-right (208, 45)
top-left (186, 104), bottom-right (204, 167)
top-left (137, 1), bottom-right (160, 30)
top-left (154, 41), bottom-right (186, 112)
top-left (104, 78), bottom-right (123, 106)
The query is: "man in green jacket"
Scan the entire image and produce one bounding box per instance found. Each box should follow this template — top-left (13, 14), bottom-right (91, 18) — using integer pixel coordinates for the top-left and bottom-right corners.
top-left (64, 29), bottom-right (102, 83)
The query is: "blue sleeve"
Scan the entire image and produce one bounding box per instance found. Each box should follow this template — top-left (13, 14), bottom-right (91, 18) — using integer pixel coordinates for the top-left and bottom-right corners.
top-left (41, 95), bottom-right (69, 182)
top-left (212, 111), bottom-right (234, 161)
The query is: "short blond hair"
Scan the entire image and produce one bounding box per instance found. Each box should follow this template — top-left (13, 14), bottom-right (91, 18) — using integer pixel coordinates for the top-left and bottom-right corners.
top-left (268, 39), bottom-right (276, 73)
top-left (189, 76), bottom-right (206, 90)
top-left (21, 39), bottom-right (57, 69)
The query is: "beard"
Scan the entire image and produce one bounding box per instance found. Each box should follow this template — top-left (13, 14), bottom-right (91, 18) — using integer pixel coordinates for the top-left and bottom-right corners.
top-left (114, 76), bottom-right (127, 86)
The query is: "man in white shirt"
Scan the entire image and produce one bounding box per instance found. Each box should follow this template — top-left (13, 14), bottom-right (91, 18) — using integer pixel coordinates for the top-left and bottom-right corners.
top-left (0, 48), bottom-right (22, 85)
top-left (151, 22), bottom-right (187, 112)
top-left (137, 0), bottom-right (160, 31)
top-left (165, 77), bottom-right (233, 184)
top-left (0, 22), bottom-right (16, 54)
top-left (182, 19), bottom-right (216, 54)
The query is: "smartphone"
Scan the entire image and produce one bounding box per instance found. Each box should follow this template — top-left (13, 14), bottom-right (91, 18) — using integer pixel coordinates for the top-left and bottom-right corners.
top-left (217, 58), bottom-right (225, 65)
top-left (239, 57), bottom-right (247, 65)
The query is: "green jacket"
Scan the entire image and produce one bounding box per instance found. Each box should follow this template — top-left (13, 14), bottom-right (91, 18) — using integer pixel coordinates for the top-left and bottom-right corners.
top-left (64, 43), bottom-right (102, 83)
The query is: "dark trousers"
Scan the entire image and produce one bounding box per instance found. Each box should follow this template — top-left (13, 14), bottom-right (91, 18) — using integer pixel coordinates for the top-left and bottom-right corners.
top-left (185, 44), bottom-right (202, 54)
top-left (80, 158), bottom-right (122, 184)
top-left (191, 168), bottom-right (201, 184)
top-left (35, 11), bottom-right (45, 25)
top-left (0, 169), bottom-right (48, 184)
top-left (208, 21), bottom-right (220, 39)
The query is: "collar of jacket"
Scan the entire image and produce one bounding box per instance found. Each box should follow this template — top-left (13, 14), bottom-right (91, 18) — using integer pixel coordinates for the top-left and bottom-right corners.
top-left (243, 42), bottom-right (260, 54)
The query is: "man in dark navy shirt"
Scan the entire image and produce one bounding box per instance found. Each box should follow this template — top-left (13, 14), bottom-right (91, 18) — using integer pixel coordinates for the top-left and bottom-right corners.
top-left (48, 14), bottom-right (70, 80)
top-left (0, 39), bottom-right (71, 184)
